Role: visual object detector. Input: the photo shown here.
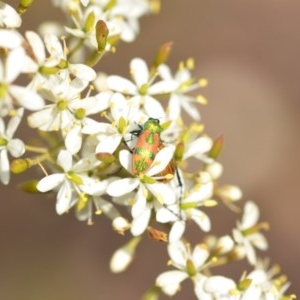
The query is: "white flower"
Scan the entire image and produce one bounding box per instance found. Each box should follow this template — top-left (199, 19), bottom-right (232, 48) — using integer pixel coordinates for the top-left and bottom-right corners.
top-left (0, 108), bottom-right (25, 184)
top-left (0, 1), bottom-right (22, 28)
top-left (0, 47), bottom-right (45, 116)
top-left (82, 92), bottom-right (143, 155)
top-left (107, 58), bottom-right (178, 117)
top-left (156, 241), bottom-right (210, 298)
top-left (107, 147), bottom-right (176, 236)
top-left (233, 201), bottom-right (268, 265)
top-left (27, 76), bottom-right (109, 153)
top-left (241, 263), bottom-right (293, 300)
top-left (158, 60), bottom-right (207, 121)
top-left (76, 177), bottom-right (121, 225)
top-left (24, 32), bottom-right (96, 86)
top-left (23, 31), bottom-right (62, 87)
top-left (37, 150), bottom-right (100, 215)
top-left (106, 0), bottom-right (152, 42)
top-left (156, 172), bottom-right (214, 242)
top-left (64, 1), bottom-right (151, 49)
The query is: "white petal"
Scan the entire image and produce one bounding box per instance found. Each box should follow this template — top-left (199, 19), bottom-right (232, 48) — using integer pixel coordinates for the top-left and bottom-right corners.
top-left (69, 77), bottom-right (89, 96)
top-left (118, 22), bottom-right (136, 42)
top-left (119, 149), bottom-right (133, 172)
top-left (107, 178), bottom-right (139, 197)
top-left (249, 233), bottom-right (268, 250)
top-left (9, 85), bottom-right (45, 111)
top-left (95, 198), bottom-right (121, 220)
top-left (148, 80), bottom-right (178, 95)
top-left (131, 186), bottom-right (147, 218)
top-left (0, 29), bottom-right (22, 48)
top-left (95, 134), bottom-right (121, 154)
top-left (72, 154), bottom-right (100, 173)
top-left (143, 95), bottom-right (165, 118)
top-left (65, 126), bottom-right (82, 154)
top-left (158, 64), bottom-right (172, 80)
top-left (110, 92), bottom-right (128, 121)
top-left (72, 96), bottom-right (108, 115)
top-left (44, 33), bottom-right (63, 60)
top-left (69, 64), bottom-right (96, 81)
top-left (57, 150), bottom-right (72, 171)
top-left (0, 4), bottom-right (21, 28)
top-left (186, 181), bottom-right (213, 203)
top-left (181, 95), bottom-right (201, 121)
top-left (5, 47), bottom-right (25, 83)
top-left (25, 31), bottom-right (46, 64)
top-left (241, 285), bottom-right (262, 300)
top-left (6, 107), bottom-right (23, 138)
top-left (147, 182), bottom-right (176, 205)
top-left (244, 240), bottom-right (257, 265)
top-left (184, 136), bottom-right (213, 160)
top-left (193, 275), bottom-right (212, 300)
top-left (247, 269), bottom-right (268, 284)
top-left (241, 201), bottom-right (260, 229)
top-left (168, 95), bottom-right (181, 120)
top-left (82, 120), bottom-right (111, 134)
top-left (0, 149), bottom-right (10, 184)
top-left (27, 107), bottom-right (55, 130)
top-left (130, 205), bottom-right (151, 236)
top-left (130, 58), bottom-right (149, 87)
top-left (92, 90), bottom-right (112, 110)
top-left (169, 220), bottom-right (186, 242)
top-left (107, 75), bottom-right (137, 94)
top-left (56, 181), bottom-right (73, 215)
top-left (156, 206), bottom-right (178, 223)
top-left (156, 270), bottom-right (188, 296)
top-left (191, 209), bottom-right (211, 232)
top-left (79, 179), bottom-right (107, 196)
top-left (7, 139), bottom-right (25, 157)
top-left (204, 276), bottom-right (236, 293)
top-left (37, 173), bottom-right (65, 192)
top-left (146, 146), bottom-right (175, 177)
top-left (192, 244), bottom-right (210, 270)
top-left (168, 241), bottom-right (188, 268)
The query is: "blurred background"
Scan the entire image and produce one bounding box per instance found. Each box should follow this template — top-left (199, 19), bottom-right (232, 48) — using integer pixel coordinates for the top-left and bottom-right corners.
top-left (2, 0), bottom-right (300, 299)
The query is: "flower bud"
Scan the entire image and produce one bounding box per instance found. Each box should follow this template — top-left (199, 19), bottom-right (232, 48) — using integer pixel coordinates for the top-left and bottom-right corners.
top-left (110, 237), bottom-right (141, 273)
top-left (209, 135), bottom-right (223, 159)
top-left (19, 180), bottom-right (39, 193)
top-left (10, 158), bottom-right (30, 174)
top-left (153, 42), bottom-right (173, 68)
top-left (95, 20), bottom-right (109, 52)
top-left (18, 0), bottom-right (34, 14)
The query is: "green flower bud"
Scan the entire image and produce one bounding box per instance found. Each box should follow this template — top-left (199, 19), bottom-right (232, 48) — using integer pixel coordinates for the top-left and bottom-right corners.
top-left (10, 158), bottom-right (30, 174)
top-left (18, 0), bottom-right (34, 14)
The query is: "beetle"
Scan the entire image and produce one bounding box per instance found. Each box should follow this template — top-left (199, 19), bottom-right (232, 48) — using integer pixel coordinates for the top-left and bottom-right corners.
top-left (131, 118), bottom-right (175, 181)
top-left (130, 118), bottom-right (184, 219)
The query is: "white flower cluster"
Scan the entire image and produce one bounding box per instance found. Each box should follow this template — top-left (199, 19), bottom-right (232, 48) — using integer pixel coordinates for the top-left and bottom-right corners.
top-left (0, 1), bottom-right (295, 299)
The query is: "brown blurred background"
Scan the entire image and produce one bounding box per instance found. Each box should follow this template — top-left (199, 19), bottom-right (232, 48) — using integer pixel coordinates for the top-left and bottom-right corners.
top-left (1, 0), bottom-right (300, 299)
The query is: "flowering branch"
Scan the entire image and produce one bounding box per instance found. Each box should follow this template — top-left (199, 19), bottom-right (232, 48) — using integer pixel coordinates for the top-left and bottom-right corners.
top-left (0, 0), bottom-right (296, 299)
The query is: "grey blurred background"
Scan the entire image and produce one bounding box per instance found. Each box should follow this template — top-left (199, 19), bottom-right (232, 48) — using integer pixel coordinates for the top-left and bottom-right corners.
top-left (1, 0), bottom-right (300, 299)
